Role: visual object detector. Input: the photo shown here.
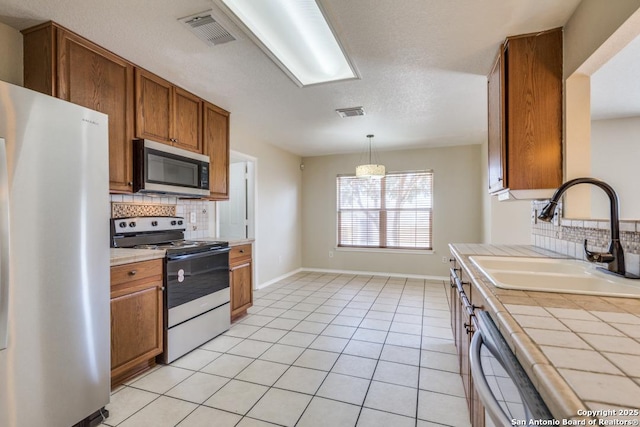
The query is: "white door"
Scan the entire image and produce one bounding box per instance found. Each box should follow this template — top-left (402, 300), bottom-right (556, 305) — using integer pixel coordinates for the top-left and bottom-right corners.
top-left (219, 161), bottom-right (247, 238)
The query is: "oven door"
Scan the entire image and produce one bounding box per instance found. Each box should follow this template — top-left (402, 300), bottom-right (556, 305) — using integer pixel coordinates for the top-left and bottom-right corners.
top-left (165, 248), bottom-right (230, 328)
top-left (469, 311), bottom-right (552, 426)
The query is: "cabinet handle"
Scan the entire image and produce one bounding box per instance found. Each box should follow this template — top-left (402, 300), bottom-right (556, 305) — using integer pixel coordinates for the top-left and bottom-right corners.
top-left (128, 270), bottom-right (137, 276)
top-left (127, 181), bottom-right (133, 186)
top-left (239, 249), bottom-right (244, 253)
top-left (497, 177), bottom-right (503, 181)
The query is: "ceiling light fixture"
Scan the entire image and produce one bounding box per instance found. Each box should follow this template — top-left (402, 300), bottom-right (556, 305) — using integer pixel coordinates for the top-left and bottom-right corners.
top-left (218, 0), bottom-right (359, 87)
top-left (356, 134), bottom-right (385, 178)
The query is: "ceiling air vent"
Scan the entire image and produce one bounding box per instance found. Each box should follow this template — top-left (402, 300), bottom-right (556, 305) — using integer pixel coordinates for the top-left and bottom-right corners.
top-left (178, 10), bottom-right (239, 46)
top-left (336, 107), bottom-right (365, 118)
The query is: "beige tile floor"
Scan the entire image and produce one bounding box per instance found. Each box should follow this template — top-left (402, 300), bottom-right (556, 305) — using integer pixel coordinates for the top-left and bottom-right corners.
top-left (100, 272), bottom-right (470, 427)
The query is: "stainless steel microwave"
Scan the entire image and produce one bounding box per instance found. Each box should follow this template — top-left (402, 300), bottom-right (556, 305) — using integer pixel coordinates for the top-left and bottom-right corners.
top-left (133, 139), bottom-right (210, 197)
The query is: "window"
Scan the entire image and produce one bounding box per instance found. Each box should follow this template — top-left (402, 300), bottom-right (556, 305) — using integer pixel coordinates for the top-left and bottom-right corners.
top-left (336, 171), bottom-right (433, 250)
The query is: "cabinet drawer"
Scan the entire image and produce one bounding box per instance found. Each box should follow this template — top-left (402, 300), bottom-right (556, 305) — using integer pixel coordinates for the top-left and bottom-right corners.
top-left (111, 259), bottom-right (163, 288)
top-left (229, 244), bottom-right (252, 262)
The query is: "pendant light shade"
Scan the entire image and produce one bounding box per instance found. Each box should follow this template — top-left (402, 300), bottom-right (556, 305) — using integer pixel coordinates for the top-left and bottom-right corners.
top-left (356, 134), bottom-right (385, 178)
top-left (355, 164), bottom-right (385, 177)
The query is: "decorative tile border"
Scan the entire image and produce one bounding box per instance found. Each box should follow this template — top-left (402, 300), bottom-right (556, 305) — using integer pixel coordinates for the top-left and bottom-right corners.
top-left (531, 201), bottom-right (640, 275)
top-left (112, 202), bottom-right (176, 218)
top-left (109, 194), bottom-right (214, 240)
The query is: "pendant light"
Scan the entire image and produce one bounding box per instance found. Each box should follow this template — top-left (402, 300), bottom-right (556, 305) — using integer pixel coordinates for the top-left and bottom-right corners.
top-left (356, 134), bottom-right (385, 178)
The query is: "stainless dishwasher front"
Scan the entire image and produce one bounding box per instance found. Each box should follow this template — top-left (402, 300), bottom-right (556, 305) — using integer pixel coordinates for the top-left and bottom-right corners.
top-left (469, 310), bottom-right (553, 426)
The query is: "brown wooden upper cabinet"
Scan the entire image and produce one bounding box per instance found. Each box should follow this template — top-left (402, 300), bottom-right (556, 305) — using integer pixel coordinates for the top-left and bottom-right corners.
top-left (203, 101), bottom-right (230, 200)
top-left (135, 68), bottom-right (202, 153)
top-left (487, 28), bottom-right (563, 195)
top-left (23, 21), bottom-right (229, 197)
top-left (22, 22), bottom-right (135, 193)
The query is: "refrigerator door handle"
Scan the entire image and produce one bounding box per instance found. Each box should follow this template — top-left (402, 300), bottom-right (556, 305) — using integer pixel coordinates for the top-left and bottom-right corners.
top-left (0, 138), bottom-right (8, 350)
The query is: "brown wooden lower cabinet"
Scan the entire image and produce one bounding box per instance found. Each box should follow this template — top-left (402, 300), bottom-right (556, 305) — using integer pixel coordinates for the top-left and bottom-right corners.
top-left (110, 259), bottom-right (164, 388)
top-left (449, 257), bottom-right (486, 427)
top-left (230, 244), bottom-right (253, 320)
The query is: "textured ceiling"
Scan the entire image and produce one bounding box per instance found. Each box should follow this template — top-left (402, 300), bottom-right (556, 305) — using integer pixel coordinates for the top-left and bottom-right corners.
top-left (0, 0), bottom-right (581, 156)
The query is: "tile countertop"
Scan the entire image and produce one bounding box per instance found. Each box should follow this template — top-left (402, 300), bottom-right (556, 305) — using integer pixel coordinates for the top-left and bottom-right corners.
top-left (449, 243), bottom-right (640, 423)
top-left (110, 238), bottom-right (254, 266)
top-left (110, 248), bottom-right (166, 266)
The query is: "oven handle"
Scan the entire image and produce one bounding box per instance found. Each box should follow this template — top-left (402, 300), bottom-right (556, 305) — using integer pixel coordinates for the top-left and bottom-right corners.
top-left (469, 329), bottom-right (512, 426)
top-left (166, 247), bottom-right (231, 261)
top-left (0, 138), bottom-right (9, 351)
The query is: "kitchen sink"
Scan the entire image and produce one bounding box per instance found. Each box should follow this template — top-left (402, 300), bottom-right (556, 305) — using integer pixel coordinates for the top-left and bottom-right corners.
top-left (469, 256), bottom-right (640, 298)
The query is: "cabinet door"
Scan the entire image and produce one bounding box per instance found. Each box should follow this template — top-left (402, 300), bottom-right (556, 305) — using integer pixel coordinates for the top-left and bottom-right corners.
top-left (203, 102), bottom-right (230, 199)
top-left (173, 87), bottom-right (202, 153)
top-left (487, 49), bottom-right (505, 193)
top-left (57, 30), bottom-right (135, 193)
top-left (110, 283), bottom-right (163, 378)
top-left (230, 261), bottom-right (252, 318)
top-left (506, 29), bottom-right (562, 190)
top-left (135, 68), bottom-right (173, 144)
top-left (22, 23), bottom-right (56, 96)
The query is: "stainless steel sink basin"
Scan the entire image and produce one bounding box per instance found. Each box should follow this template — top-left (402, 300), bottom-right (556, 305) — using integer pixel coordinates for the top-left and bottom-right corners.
top-left (469, 256), bottom-right (640, 298)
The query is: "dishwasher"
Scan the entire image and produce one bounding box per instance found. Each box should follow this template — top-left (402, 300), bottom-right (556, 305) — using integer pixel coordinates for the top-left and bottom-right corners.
top-left (469, 310), bottom-right (553, 426)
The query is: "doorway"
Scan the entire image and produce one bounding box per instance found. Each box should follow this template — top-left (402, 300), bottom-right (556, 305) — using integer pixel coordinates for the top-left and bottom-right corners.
top-left (217, 151), bottom-right (255, 240)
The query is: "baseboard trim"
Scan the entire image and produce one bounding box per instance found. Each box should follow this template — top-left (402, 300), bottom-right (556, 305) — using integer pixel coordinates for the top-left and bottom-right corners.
top-left (257, 267), bottom-right (448, 290)
top-left (256, 268), bottom-right (304, 289)
top-left (301, 267), bottom-right (448, 282)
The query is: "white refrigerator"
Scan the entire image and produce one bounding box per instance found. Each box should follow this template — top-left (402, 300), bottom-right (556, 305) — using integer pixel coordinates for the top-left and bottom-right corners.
top-left (0, 80), bottom-right (110, 426)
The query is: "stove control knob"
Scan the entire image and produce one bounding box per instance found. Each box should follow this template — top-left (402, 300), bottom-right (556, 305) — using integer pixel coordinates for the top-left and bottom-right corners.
top-left (171, 220), bottom-right (177, 226)
top-left (129, 222), bottom-right (136, 228)
top-left (151, 221), bottom-right (158, 227)
top-left (119, 221), bottom-right (127, 228)
top-left (178, 220), bottom-right (184, 225)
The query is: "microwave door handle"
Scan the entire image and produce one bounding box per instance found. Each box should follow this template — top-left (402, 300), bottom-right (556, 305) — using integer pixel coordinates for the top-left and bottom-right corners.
top-left (469, 330), bottom-right (511, 426)
top-left (0, 138), bottom-right (9, 351)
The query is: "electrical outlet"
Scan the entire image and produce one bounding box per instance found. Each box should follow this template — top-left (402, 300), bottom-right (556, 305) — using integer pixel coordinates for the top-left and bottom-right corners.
top-left (441, 256), bottom-right (448, 263)
top-left (553, 203), bottom-right (562, 226)
top-left (190, 212), bottom-right (197, 224)
top-left (329, 251), bottom-right (334, 258)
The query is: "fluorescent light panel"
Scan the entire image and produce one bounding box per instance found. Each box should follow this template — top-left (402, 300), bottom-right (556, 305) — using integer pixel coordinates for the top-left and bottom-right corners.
top-left (220, 0), bottom-right (358, 86)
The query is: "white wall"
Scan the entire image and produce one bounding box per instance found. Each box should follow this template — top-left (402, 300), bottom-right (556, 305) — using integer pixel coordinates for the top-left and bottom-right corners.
top-left (301, 144), bottom-right (483, 278)
top-left (487, 198), bottom-right (531, 244)
top-left (591, 117), bottom-right (640, 220)
top-left (562, 2), bottom-right (640, 221)
top-left (564, 74), bottom-right (592, 218)
top-left (564, 0), bottom-right (640, 78)
top-left (230, 132), bottom-right (303, 287)
top-left (0, 22), bottom-right (22, 85)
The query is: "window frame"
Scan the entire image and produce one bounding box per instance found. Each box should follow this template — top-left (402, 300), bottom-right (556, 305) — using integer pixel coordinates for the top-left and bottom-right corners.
top-left (336, 170), bottom-right (434, 251)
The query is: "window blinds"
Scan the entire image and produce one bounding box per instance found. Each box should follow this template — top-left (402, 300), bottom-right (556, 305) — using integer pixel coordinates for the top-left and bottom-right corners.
top-left (337, 171), bottom-right (433, 250)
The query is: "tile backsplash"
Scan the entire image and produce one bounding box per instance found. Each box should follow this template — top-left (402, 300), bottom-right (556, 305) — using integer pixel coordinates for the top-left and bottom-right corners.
top-left (531, 201), bottom-right (640, 276)
top-left (109, 194), bottom-right (215, 239)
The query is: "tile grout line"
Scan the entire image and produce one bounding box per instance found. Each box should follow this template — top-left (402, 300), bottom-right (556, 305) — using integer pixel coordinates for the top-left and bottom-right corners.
top-left (104, 272), bottom-right (461, 426)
